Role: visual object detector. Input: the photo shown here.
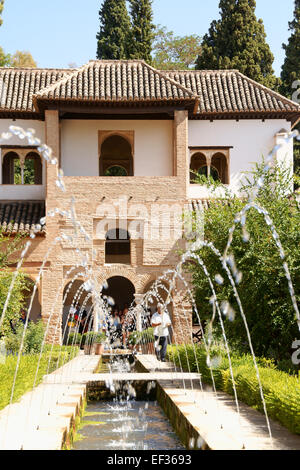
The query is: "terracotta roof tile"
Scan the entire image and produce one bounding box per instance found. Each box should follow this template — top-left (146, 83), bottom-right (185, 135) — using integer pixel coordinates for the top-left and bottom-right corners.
top-left (0, 61), bottom-right (299, 120)
top-left (33, 60), bottom-right (196, 106)
top-left (165, 70), bottom-right (300, 115)
top-left (0, 201), bottom-right (45, 235)
top-left (0, 68), bottom-right (72, 113)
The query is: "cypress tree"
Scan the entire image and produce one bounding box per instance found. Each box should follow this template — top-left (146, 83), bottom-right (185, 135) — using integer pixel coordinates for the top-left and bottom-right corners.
top-left (0, 1), bottom-right (4, 26)
top-left (129, 0), bottom-right (155, 63)
top-left (96, 0), bottom-right (131, 60)
top-left (196, 0), bottom-right (278, 89)
top-left (281, 0), bottom-right (300, 98)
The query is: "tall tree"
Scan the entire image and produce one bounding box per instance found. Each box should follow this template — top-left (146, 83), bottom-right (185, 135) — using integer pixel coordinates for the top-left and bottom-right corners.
top-left (280, 1), bottom-right (300, 185)
top-left (281, 0), bottom-right (300, 98)
top-left (129, 0), bottom-right (154, 63)
top-left (153, 25), bottom-right (202, 70)
top-left (0, 0), bottom-right (9, 66)
top-left (10, 51), bottom-right (37, 68)
top-left (96, 0), bottom-right (131, 60)
top-left (0, 0), bottom-right (4, 26)
top-left (196, 0), bottom-right (279, 89)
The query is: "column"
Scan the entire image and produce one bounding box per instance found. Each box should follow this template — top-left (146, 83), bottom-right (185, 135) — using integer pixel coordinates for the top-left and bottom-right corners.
top-left (173, 110), bottom-right (189, 198)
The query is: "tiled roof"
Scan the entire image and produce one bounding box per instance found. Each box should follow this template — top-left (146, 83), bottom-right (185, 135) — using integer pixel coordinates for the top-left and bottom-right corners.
top-left (165, 70), bottom-right (300, 115)
top-left (0, 201), bottom-right (45, 235)
top-left (0, 68), bottom-right (72, 114)
top-left (33, 60), bottom-right (195, 109)
top-left (0, 61), bottom-right (299, 121)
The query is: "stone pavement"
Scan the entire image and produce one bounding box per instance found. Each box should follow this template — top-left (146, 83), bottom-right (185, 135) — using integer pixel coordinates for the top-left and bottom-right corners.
top-left (136, 355), bottom-right (300, 451)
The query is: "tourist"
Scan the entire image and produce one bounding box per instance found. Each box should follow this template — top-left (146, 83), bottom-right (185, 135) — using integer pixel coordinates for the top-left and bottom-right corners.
top-left (79, 310), bottom-right (88, 334)
top-left (151, 303), bottom-right (171, 362)
top-left (19, 309), bottom-right (30, 325)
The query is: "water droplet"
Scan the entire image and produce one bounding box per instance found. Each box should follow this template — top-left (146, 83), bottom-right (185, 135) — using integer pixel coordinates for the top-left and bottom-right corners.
top-left (215, 274), bottom-right (224, 285)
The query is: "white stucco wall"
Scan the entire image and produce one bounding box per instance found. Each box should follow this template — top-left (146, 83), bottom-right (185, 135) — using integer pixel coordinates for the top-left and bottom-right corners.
top-left (188, 119), bottom-right (293, 198)
top-left (0, 119), bottom-right (45, 200)
top-left (60, 120), bottom-right (173, 177)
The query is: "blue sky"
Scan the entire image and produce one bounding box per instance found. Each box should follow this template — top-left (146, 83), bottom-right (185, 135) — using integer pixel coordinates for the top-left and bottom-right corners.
top-left (0, 0), bottom-right (295, 75)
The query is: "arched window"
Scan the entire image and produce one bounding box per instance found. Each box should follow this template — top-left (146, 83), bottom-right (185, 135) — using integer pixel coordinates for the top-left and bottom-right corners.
top-left (190, 153), bottom-right (207, 184)
top-left (105, 228), bottom-right (131, 264)
top-left (190, 150), bottom-right (229, 184)
top-left (100, 135), bottom-right (133, 176)
top-left (2, 150), bottom-right (42, 185)
top-left (24, 152), bottom-right (43, 185)
top-left (2, 152), bottom-right (21, 184)
top-left (211, 153), bottom-right (228, 184)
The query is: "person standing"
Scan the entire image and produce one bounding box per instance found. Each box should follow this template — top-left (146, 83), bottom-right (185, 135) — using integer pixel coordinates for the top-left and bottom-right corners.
top-left (151, 303), bottom-right (171, 362)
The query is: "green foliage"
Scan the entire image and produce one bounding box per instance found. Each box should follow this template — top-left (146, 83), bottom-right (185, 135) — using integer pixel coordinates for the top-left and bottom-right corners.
top-left (153, 25), bottom-right (202, 70)
top-left (128, 327), bottom-right (154, 345)
top-left (9, 50), bottom-right (37, 68)
top-left (129, 0), bottom-right (154, 63)
top-left (188, 160), bottom-right (299, 362)
top-left (0, 46), bottom-right (10, 67)
top-left (4, 320), bottom-right (45, 354)
top-left (0, 346), bottom-right (79, 411)
top-left (196, 0), bottom-right (279, 89)
top-left (280, 0), bottom-right (300, 98)
top-left (167, 344), bottom-right (300, 434)
top-left (67, 332), bottom-right (82, 346)
top-left (0, 230), bottom-right (28, 338)
top-left (81, 331), bottom-right (106, 346)
top-left (0, 0), bottom-right (4, 27)
top-left (0, 271), bottom-right (27, 338)
top-left (96, 0), bottom-right (131, 60)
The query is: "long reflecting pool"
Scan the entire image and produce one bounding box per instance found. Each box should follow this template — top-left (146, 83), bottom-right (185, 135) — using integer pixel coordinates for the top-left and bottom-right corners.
top-left (73, 400), bottom-right (184, 451)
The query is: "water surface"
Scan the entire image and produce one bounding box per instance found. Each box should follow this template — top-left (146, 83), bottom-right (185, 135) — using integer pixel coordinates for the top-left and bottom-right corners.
top-left (73, 400), bottom-right (184, 450)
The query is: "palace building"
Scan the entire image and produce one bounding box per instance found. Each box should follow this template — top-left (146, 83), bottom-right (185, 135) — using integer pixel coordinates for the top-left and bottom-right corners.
top-left (0, 60), bottom-right (299, 343)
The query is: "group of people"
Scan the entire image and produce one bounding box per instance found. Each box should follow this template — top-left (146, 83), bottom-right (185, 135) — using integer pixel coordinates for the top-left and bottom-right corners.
top-left (68, 301), bottom-right (172, 362)
top-left (107, 305), bottom-right (135, 347)
top-left (107, 302), bottom-right (172, 362)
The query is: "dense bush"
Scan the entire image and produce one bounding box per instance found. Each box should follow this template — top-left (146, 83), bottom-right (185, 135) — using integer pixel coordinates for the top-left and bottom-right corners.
top-left (128, 328), bottom-right (154, 346)
top-left (81, 331), bottom-right (106, 346)
top-left (188, 162), bottom-right (300, 362)
top-left (4, 320), bottom-right (45, 354)
top-left (167, 344), bottom-right (300, 434)
top-left (0, 231), bottom-right (28, 338)
top-left (0, 345), bottom-right (79, 411)
top-left (67, 332), bottom-right (82, 346)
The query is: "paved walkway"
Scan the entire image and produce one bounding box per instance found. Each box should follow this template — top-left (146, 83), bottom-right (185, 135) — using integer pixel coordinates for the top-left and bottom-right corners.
top-left (136, 355), bottom-right (300, 451)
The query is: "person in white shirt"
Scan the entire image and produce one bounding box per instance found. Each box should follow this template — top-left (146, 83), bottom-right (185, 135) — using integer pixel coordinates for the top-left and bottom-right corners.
top-left (151, 303), bottom-right (171, 362)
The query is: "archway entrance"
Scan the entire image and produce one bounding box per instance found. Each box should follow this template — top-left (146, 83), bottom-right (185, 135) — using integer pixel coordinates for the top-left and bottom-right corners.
top-left (62, 280), bottom-right (93, 344)
top-left (102, 276), bottom-right (135, 311)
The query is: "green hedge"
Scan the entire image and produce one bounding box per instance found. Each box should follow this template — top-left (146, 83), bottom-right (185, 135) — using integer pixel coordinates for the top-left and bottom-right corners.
top-left (167, 344), bottom-right (300, 435)
top-left (128, 328), bottom-right (154, 346)
top-left (0, 345), bottom-right (79, 411)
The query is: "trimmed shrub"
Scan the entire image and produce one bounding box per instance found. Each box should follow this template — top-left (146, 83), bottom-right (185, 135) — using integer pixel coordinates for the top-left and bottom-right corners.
top-left (67, 332), bottom-right (82, 346)
top-left (128, 328), bottom-right (154, 346)
top-left (4, 320), bottom-right (45, 354)
top-left (167, 344), bottom-right (300, 434)
top-left (0, 346), bottom-right (79, 411)
top-left (81, 331), bottom-right (106, 346)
